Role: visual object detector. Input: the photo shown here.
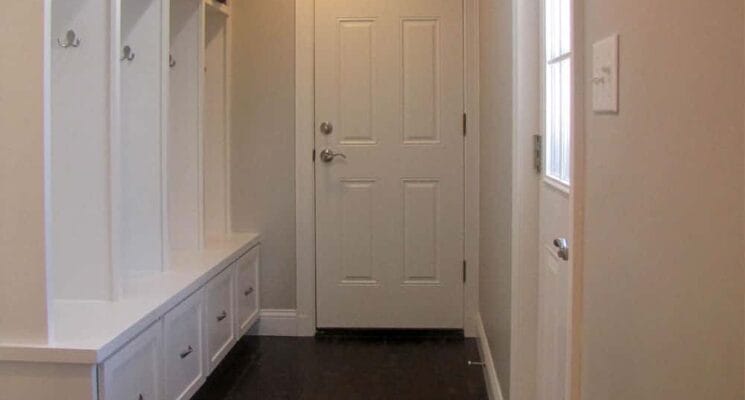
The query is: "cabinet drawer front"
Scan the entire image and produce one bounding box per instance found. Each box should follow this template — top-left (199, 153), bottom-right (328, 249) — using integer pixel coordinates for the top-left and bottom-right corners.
top-left (101, 321), bottom-right (163, 400)
top-left (164, 290), bottom-right (205, 400)
top-left (235, 246), bottom-right (260, 335)
top-left (205, 265), bottom-right (236, 371)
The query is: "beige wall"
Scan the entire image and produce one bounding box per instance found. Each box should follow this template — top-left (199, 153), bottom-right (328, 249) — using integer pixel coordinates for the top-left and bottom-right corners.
top-left (581, 1), bottom-right (745, 398)
top-left (231, 0), bottom-right (297, 309)
top-left (479, 0), bottom-right (514, 394)
top-left (0, 0), bottom-right (49, 343)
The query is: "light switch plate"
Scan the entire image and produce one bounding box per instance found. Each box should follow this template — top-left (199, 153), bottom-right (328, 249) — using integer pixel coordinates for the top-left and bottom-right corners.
top-left (592, 34), bottom-right (619, 113)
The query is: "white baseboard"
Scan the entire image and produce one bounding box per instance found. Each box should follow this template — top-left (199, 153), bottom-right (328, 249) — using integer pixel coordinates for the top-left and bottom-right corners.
top-left (476, 314), bottom-right (505, 400)
top-left (251, 309), bottom-right (298, 337)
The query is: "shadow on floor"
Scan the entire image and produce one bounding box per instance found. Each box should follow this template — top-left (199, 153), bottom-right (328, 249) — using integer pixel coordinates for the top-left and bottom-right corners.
top-left (193, 332), bottom-right (489, 400)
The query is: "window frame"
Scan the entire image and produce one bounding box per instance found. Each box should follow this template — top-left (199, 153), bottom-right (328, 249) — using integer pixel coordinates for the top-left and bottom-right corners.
top-left (542, 0), bottom-right (573, 189)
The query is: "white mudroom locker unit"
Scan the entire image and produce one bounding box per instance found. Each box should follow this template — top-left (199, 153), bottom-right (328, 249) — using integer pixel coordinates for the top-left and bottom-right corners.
top-left (0, 1), bottom-right (262, 399)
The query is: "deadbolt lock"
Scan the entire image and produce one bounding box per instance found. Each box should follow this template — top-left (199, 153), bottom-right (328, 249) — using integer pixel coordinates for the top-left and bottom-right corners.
top-left (320, 122), bottom-right (334, 135)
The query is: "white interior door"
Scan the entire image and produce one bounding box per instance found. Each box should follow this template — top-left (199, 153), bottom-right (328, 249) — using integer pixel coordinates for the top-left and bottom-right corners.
top-left (315, 0), bottom-right (464, 329)
top-left (537, 0), bottom-right (573, 398)
top-left (537, 185), bottom-right (571, 400)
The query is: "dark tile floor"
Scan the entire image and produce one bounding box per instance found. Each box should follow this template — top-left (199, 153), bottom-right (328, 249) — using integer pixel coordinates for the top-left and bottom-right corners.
top-left (193, 331), bottom-right (489, 400)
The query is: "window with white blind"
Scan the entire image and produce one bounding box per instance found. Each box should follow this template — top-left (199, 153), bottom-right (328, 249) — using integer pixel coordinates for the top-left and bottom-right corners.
top-left (545, 0), bottom-right (572, 185)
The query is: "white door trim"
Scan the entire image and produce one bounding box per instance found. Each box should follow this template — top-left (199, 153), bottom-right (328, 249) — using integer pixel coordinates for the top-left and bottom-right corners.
top-left (567, 0), bottom-right (585, 397)
top-left (295, 0), bottom-right (316, 337)
top-left (295, 0), bottom-right (480, 337)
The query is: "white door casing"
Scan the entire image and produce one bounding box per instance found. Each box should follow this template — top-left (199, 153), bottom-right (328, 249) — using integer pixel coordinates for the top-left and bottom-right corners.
top-left (314, 0), bottom-right (465, 329)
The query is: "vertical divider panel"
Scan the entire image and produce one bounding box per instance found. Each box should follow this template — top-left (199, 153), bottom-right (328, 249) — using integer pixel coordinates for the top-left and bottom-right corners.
top-left (110, 0), bottom-right (124, 299)
top-left (224, 3), bottom-right (233, 236)
top-left (160, 0), bottom-right (171, 269)
top-left (198, 1), bottom-right (207, 246)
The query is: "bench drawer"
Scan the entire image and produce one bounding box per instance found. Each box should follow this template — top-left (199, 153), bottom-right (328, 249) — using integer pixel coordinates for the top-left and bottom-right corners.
top-left (234, 246), bottom-right (260, 336)
top-left (205, 265), bottom-right (236, 372)
top-left (163, 289), bottom-right (205, 400)
top-left (100, 321), bottom-right (163, 400)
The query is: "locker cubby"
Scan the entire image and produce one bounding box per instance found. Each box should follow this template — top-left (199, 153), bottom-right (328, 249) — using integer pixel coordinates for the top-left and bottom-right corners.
top-left (167, 0), bottom-right (203, 253)
top-left (115, 0), bottom-right (168, 277)
top-left (203, 5), bottom-right (231, 245)
top-left (167, 0), bottom-right (232, 257)
top-left (49, 0), bottom-right (113, 301)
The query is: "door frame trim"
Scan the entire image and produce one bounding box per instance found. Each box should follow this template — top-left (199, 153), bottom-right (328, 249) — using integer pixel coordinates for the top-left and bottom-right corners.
top-left (568, 0), bottom-right (585, 398)
top-left (294, 0), bottom-right (481, 337)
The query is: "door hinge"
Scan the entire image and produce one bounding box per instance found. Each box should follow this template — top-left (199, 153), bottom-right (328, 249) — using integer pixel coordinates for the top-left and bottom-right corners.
top-left (463, 113), bottom-right (467, 136)
top-left (463, 260), bottom-right (467, 282)
top-left (533, 134), bottom-right (542, 174)
top-left (313, 149), bottom-right (316, 162)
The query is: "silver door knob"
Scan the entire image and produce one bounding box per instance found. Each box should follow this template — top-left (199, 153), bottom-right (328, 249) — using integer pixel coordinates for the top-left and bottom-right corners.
top-left (319, 149), bottom-right (347, 163)
top-left (553, 238), bottom-right (569, 261)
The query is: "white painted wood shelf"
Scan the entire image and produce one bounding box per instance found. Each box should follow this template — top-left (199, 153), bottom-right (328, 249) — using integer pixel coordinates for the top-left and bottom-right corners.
top-left (0, 233), bottom-right (260, 365)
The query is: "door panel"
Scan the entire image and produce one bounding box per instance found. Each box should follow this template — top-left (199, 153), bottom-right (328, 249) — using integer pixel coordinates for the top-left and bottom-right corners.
top-left (402, 19), bottom-right (440, 144)
top-left (403, 180), bottom-right (439, 284)
top-left (339, 179), bottom-right (376, 284)
top-left (338, 19), bottom-right (376, 145)
top-left (315, 0), bottom-right (464, 329)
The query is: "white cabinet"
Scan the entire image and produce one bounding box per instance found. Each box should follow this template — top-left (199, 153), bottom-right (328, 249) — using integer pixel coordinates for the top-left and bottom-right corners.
top-left (163, 290), bottom-right (205, 400)
top-left (205, 265), bottom-right (236, 371)
top-left (1, 241), bottom-right (261, 400)
top-left (99, 244), bottom-right (260, 400)
top-left (235, 247), bottom-right (260, 336)
top-left (100, 321), bottom-right (163, 400)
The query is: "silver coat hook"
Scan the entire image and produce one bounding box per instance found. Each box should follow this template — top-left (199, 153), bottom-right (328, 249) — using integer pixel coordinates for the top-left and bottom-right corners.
top-left (57, 30), bottom-right (81, 48)
top-left (169, 54), bottom-right (176, 68)
top-left (121, 45), bottom-right (135, 62)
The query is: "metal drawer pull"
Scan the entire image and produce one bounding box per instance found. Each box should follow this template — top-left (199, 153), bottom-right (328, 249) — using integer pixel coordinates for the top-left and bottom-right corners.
top-left (244, 287), bottom-right (254, 297)
top-left (180, 345), bottom-right (194, 359)
top-left (217, 311), bottom-right (228, 322)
